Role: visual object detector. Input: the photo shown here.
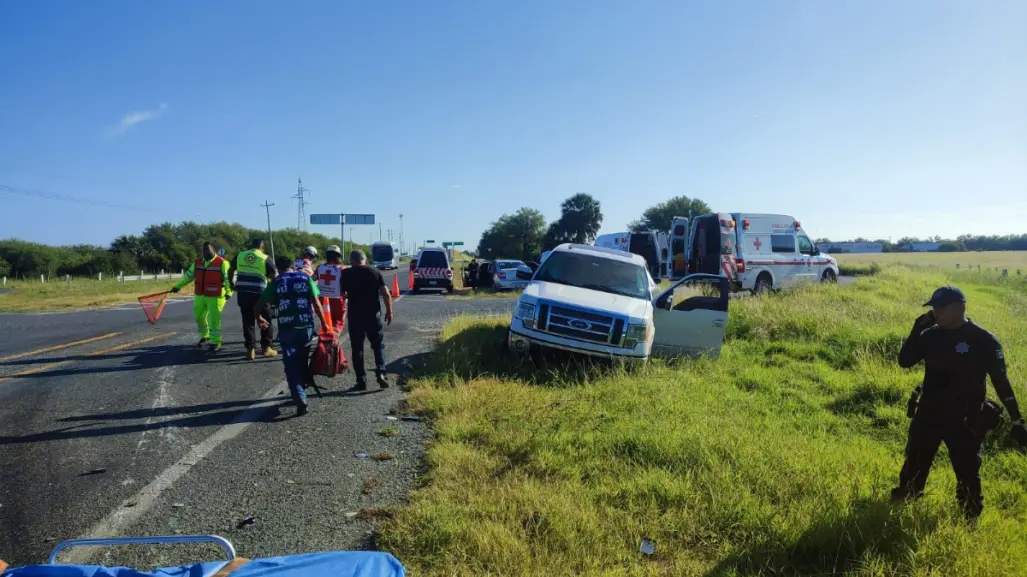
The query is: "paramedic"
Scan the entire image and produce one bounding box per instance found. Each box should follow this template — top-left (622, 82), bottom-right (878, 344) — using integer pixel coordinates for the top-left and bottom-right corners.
top-left (230, 238), bottom-right (279, 359)
top-left (340, 249), bottom-right (393, 390)
top-left (314, 245), bottom-right (346, 332)
top-left (171, 241), bottom-right (232, 352)
top-left (891, 286), bottom-right (1027, 520)
top-left (256, 255), bottom-right (329, 416)
top-left (294, 246), bottom-right (318, 277)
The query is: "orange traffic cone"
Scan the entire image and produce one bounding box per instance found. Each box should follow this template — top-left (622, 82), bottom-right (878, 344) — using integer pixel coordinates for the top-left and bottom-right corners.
top-left (320, 297), bottom-right (333, 333)
top-left (407, 269), bottom-right (414, 290)
top-left (391, 274), bottom-right (401, 298)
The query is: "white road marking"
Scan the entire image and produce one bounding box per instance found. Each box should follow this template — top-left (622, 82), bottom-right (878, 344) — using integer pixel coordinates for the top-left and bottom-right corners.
top-left (63, 291), bottom-right (408, 564)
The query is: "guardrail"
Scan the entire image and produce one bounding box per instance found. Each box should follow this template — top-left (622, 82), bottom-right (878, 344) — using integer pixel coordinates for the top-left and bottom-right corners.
top-left (1, 271), bottom-right (185, 287)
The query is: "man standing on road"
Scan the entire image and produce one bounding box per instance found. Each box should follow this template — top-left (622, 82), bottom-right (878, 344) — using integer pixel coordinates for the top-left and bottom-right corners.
top-left (230, 238), bottom-right (279, 360)
top-left (315, 245), bottom-right (347, 333)
top-left (171, 241), bottom-right (232, 352)
top-left (256, 256), bottom-right (330, 417)
top-left (892, 286), bottom-right (1027, 520)
top-left (340, 249), bottom-right (394, 390)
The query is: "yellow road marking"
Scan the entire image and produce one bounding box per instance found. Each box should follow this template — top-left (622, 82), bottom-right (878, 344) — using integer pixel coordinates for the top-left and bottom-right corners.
top-left (0, 332), bottom-right (122, 363)
top-left (0, 332), bottom-right (177, 384)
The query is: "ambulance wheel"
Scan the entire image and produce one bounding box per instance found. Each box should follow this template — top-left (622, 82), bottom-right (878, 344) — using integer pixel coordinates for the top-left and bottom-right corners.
top-left (754, 273), bottom-right (773, 294)
top-left (822, 269), bottom-right (837, 283)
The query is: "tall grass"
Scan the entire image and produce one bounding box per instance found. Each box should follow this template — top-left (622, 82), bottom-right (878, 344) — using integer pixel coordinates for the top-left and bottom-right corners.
top-left (380, 266), bottom-right (1027, 576)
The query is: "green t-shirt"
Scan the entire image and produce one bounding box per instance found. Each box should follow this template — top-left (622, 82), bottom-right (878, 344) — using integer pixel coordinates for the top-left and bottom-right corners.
top-left (260, 271), bottom-right (321, 330)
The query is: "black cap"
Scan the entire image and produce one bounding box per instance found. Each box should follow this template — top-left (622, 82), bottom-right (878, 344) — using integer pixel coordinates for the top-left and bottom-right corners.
top-left (923, 285), bottom-right (966, 307)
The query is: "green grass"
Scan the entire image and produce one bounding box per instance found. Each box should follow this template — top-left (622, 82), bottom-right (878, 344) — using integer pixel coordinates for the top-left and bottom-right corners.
top-left (838, 262), bottom-right (884, 277)
top-left (836, 251), bottom-right (1027, 273)
top-left (380, 266), bottom-right (1027, 576)
top-left (0, 278), bottom-right (183, 312)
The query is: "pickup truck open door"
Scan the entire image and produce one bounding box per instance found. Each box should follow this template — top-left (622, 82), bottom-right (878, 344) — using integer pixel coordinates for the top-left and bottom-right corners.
top-left (651, 273), bottom-right (729, 358)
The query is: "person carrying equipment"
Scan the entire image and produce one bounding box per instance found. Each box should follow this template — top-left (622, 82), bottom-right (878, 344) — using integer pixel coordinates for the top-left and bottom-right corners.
top-left (891, 285), bottom-right (1027, 520)
top-left (315, 245), bottom-right (347, 332)
top-left (294, 246), bottom-right (318, 277)
top-left (230, 238), bottom-right (279, 360)
top-left (256, 255), bottom-right (330, 417)
top-left (340, 249), bottom-right (394, 390)
top-left (172, 241), bottom-right (233, 352)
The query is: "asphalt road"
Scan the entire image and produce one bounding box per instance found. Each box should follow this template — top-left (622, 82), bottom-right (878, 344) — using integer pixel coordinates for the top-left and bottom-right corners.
top-left (0, 270), bottom-right (516, 568)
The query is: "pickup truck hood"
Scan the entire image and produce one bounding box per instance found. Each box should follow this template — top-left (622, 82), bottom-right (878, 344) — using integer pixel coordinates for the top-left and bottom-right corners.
top-left (524, 281), bottom-right (652, 320)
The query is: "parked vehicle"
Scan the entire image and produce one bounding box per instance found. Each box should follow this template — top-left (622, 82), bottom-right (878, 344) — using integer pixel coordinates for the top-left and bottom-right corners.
top-left (507, 243), bottom-right (729, 362)
top-left (728, 213), bottom-right (839, 293)
top-left (594, 231), bottom-right (664, 280)
top-left (411, 247), bottom-right (454, 293)
top-left (370, 241), bottom-right (399, 270)
top-left (489, 259), bottom-right (529, 290)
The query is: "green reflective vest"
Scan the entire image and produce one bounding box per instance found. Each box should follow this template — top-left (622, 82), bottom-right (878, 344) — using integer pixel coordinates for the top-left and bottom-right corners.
top-left (235, 249), bottom-right (269, 293)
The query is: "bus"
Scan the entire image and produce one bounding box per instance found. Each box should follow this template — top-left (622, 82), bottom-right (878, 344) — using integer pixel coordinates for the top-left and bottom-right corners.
top-left (370, 242), bottom-right (399, 270)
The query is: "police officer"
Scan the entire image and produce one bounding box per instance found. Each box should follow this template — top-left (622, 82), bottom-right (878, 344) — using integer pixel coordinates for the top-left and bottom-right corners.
top-left (230, 238), bottom-right (278, 359)
top-left (340, 249), bottom-right (394, 390)
top-left (892, 285), bottom-right (1027, 520)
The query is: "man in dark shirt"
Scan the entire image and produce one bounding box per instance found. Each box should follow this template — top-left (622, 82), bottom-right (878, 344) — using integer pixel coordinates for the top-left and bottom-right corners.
top-left (340, 249), bottom-right (394, 390)
top-left (892, 285), bottom-right (1027, 520)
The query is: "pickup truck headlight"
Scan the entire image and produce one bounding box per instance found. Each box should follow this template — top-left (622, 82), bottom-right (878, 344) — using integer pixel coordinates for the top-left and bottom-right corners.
top-left (515, 302), bottom-right (536, 328)
top-left (623, 322), bottom-right (649, 347)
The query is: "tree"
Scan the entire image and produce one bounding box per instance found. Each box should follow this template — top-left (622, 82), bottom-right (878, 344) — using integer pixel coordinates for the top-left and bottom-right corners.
top-left (629, 195), bottom-right (711, 232)
top-left (477, 208), bottom-right (548, 261)
top-left (545, 193), bottom-right (603, 248)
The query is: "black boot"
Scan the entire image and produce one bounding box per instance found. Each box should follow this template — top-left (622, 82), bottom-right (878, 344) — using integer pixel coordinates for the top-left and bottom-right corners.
top-left (348, 379), bottom-right (368, 392)
top-left (376, 371), bottom-right (390, 389)
top-left (196, 338), bottom-right (210, 349)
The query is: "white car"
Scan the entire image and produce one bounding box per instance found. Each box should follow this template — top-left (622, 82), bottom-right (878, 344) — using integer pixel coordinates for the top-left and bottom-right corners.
top-left (507, 243), bottom-right (729, 362)
top-left (489, 259), bottom-right (529, 290)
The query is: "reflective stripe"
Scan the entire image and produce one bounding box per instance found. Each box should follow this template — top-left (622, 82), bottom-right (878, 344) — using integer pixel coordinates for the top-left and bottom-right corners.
top-left (236, 250), bottom-right (269, 292)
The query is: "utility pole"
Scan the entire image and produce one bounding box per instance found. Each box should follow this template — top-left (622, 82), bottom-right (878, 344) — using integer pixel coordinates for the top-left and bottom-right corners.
top-left (292, 178), bottom-right (310, 231)
top-left (379, 222), bottom-right (383, 242)
top-left (260, 200), bottom-right (276, 261)
top-left (399, 213), bottom-right (404, 255)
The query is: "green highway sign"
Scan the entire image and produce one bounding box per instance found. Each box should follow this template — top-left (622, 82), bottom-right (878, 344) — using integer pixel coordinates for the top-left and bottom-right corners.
top-left (426, 240), bottom-right (435, 243)
top-left (442, 241), bottom-right (464, 247)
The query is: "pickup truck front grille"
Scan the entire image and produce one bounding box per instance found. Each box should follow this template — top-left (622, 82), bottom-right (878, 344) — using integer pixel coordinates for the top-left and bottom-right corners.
top-left (538, 302), bottom-right (621, 345)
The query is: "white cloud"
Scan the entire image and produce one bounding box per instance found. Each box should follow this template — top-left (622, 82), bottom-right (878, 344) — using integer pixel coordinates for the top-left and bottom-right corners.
top-left (104, 103), bottom-right (168, 136)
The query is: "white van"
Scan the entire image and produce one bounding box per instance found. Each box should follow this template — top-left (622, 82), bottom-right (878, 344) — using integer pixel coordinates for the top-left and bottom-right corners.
top-left (594, 231), bottom-right (664, 280)
top-left (729, 213), bottom-right (838, 292)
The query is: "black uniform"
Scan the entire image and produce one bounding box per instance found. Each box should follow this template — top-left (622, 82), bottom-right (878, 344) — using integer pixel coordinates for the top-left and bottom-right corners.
top-left (340, 265), bottom-right (388, 387)
top-left (894, 316), bottom-right (1019, 518)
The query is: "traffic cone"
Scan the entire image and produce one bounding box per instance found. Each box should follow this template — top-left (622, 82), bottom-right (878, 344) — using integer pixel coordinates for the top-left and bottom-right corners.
top-left (321, 297), bottom-right (333, 334)
top-left (391, 274), bottom-right (401, 298)
top-left (407, 270), bottom-right (414, 290)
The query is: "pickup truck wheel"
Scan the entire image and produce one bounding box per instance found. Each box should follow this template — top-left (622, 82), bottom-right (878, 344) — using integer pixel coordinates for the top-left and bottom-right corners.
top-left (754, 274), bottom-right (773, 294)
top-left (822, 269), bottom-right (837, 283)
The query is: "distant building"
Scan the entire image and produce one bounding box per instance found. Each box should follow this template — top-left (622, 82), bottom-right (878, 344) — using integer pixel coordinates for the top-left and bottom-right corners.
top-left (817, 242), bottom-right (883, 254)
top-left (901, 243), bottom-right (940, 252)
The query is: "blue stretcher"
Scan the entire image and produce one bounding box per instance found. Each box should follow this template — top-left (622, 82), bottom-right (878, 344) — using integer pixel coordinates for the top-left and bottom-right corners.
top-left (1, 535), bottom-right (405, 577)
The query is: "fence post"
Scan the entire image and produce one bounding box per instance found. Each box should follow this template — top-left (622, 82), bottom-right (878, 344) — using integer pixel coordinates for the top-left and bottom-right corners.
top-left (40, 274), bottom-right (45, 283)
top-left (2, 276), bottom-right (5, 286)
top-left (66, 274), bottom-right (71, 288)
top-left (98, 272), bottom-right (102, 281)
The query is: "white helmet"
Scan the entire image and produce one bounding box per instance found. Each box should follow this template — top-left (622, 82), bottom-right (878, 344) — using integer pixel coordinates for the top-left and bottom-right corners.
top-left (302, 246), bottom-right (318, 260)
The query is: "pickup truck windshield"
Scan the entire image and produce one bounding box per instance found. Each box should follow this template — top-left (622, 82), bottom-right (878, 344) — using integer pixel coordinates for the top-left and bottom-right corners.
top-left (534, 251), bottom-right (650, 299)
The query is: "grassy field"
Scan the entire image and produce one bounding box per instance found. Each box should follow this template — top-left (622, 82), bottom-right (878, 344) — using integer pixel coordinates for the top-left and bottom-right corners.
top-left (0, 278), bottom-right (182, 312)
top-left (381, 266), bottom-right (1027, 576)
top-left (835, 251), bottom-right (1027, 272)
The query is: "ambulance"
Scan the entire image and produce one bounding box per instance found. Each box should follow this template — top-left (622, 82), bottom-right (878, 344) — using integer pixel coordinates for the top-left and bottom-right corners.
top-left (727, 213), bottom-right (838, 292)
top-left (594, 231), bottom-right (667, 280)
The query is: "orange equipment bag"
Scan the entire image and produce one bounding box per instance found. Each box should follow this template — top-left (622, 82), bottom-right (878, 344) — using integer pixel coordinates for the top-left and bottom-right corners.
top-left (309, 298), bottom-right (348, 377)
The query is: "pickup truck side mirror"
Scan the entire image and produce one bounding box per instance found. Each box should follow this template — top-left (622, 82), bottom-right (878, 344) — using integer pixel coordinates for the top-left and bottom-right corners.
top-left (515, 265), bottom-right (534, 281)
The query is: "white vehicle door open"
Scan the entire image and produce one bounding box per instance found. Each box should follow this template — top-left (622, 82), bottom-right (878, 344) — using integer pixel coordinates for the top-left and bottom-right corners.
top-left (651, 274), bottom-right (729, 358)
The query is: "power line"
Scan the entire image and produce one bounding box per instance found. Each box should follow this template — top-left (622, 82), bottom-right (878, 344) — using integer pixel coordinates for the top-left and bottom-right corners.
top-left (0, 183), bottom-right (160, 213)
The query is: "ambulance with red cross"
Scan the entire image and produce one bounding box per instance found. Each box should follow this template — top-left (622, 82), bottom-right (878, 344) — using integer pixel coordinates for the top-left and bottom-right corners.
top-left (673, 212), bottom-right (838, 293)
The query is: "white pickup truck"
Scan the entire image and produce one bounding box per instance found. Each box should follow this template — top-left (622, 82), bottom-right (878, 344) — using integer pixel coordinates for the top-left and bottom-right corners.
top-left (507, 243), bottom-right (729, 361)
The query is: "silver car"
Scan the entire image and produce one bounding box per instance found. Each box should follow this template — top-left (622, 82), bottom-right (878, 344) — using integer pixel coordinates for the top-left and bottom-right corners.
top-left (490, 259), bottom-right (529, 290)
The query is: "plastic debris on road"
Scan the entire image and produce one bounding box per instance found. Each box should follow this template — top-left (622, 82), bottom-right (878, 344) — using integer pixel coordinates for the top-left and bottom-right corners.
top-left (354, 452), bottom-right (370, 459)
top-left (237, 515), bottom-right (256, 529)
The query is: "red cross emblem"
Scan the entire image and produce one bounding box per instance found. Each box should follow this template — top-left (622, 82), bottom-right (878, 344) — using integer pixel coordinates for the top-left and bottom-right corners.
top-left (753, 237), bottom-right (762, 249)
top-left (318, 268), bottom-right (337, 284)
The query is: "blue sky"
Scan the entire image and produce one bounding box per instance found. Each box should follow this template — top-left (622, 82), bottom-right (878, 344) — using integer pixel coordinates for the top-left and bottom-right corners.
top-left (1, 1), bottom-right (1025, 250)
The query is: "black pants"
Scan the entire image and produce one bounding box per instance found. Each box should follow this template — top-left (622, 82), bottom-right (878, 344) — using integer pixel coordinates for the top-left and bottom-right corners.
top-left (238, 292), bottom-right (274, 351)
top-left (895, 415), bottom-right (983, 518)
top-left (349, 315), bottom-right (386, 383)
